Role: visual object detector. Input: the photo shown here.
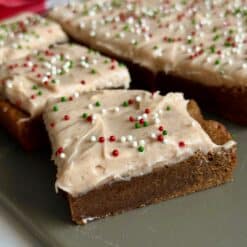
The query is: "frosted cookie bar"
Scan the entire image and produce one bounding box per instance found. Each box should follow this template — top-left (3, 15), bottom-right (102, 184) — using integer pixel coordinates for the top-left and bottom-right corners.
top-left (0, 43), bottom-right (130, 149)
top-left (43, 90), bottom-right (237, 224)
top-left (49, 1), bottom-right (247, 124)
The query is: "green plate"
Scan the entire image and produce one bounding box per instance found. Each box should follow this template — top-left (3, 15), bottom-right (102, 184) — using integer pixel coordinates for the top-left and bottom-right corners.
top-left (0, 114), bottom-right (246, 247)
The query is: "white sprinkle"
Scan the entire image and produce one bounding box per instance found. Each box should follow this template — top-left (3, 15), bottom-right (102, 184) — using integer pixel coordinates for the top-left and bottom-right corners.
top-left (114, 107), bottom-right (120, 113)
top-left (88, 104), bottom-right (93, 109)
top-left (42, 76), bottom-right (49, 83)
top-left (120, 136), bottom-right (126, 143)
top-left (158, 109), bottom-right (163, 115)
top-left (136, 96), bottom-right (142, 102)
top-left (79, 21), bottom-right (85, 29)
top-left (74, 92), bottom-right (79, 98)
top-left (242, 63), bottom-right (247, 69)
top-left (137, 115), bottom-right (142, 121)
top-left (139, 140), bottom-right (146, 146)
top-left (60, 153), bottom-right (66, 159)
top-left (6, 80), bottom-right (13, 88)
top-left (163, 139), bottom-right (168, 144)
top-left (105, 32), bottom-right (111, 38)
top-left (92, 114), bottom-right (97, 121)
top-left (153, 112), bottom-right (159, 118)
top-left (90, 30), bottom-right (96, 37)
top-left (101, 108), bottom-right (107, 114)
top-left (132, 141), bottom-right (138, 148)
top-left (155, 118), bottom-right (160, 124)
top-left (127, 135), bottom-right (133, 142)
top-left (150, 132), bottom-right (156, 139)
top-left (90, 136), bottom-right (97, 142)
top-left (142, 113), bottom-right (148, 120)
top-left (27, 61), bottom-right (33, 67)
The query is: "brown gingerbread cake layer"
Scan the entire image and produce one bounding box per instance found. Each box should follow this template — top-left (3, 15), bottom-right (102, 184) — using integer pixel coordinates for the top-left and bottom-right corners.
top-left (0, 100), bottom-right (47, 150)
top-left (156, 73), bottom-right (247, 125)
top-left (67, 100), bottom-right (237, 224)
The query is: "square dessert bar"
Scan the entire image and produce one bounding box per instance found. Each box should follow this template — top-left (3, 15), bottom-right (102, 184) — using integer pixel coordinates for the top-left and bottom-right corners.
top-left (49, 1), bottom-right (247, 124)
top-left (0, 12), bottom-right (68, 64)
top-left (43, 90), bottom-right (237, 224)
top-left (0, 44), bottom-right (130, 150)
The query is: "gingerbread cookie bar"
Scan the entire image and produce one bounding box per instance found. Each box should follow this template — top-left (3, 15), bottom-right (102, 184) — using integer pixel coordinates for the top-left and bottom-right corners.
top-left (0, 12), bottom-right (68, 64)
top-left (43, 90), bottom-right (237, 224)
top-left (49, 1), bottom-right (247, 124)
top-left (0, 44), bottom-right (130, 150)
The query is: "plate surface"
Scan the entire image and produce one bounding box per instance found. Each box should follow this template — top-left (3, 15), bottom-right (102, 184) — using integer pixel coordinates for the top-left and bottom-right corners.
top-left (0, 114), bottom-right (246, 247)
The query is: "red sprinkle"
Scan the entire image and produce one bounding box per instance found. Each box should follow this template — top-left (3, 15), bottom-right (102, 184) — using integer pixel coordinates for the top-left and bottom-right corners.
top-left (81, 80), bottom-right (86, 85)
top-left (110, 65), bottom-right (115, 70)
top-left (98, 136), bottom-right (105, 143)
top-left (139, 119), bottom-right (145, 124)
top-left (56, 147), bottom-right (63, 155)
top-left (157, 135), bottom-right (164, 142)
top-left (50, 122), bottom-right (55, 128)
top-left (158, 126), bottom-right (164, 131)
top-left (109, 135), bottom-right (116, 142)
top-left (128, 99), bottom-right (134, 105)
top-left (145, 108), bottom-right (151, 114)
top-left (112, 149), bottom-right (119, 157)
top-left (69, 96), bottom-right (73, 101)
top-left (64, 115), bottom-right (70, 121)
top-left (87, 116), bottom-right (93, 122)
top-left (129, 116), bottom-right (135, 122)
top-left (179, 141), bottom-right (185, 148)
top-left (30, 95), bottom-right (36, 100)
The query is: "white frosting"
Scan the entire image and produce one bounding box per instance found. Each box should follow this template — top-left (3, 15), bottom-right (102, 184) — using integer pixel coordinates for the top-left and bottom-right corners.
top-left (49, 0), bottom-right (247, 87)
top-left (43, 90), bottom-right (235, 197)
top-left (0, 44), bottom-right (130, 117)
top-left (0, 12), bottom-right (68, 64)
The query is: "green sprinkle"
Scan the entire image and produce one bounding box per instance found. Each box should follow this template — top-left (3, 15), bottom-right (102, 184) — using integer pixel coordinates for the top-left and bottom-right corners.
top-left (215, 59), bottom-right (220, 65)
top-left (68, 60), bottom-right (74, 69)
top-left (168, 37), bottom-right (174, 43)
top-left (122, 101), bottom-right (129, 107)
top-left (135, 123), bottom-right (141, 129)
top-left (224, 42), bottom-right (231, 47)
top-left (162, 130), bottom-right (168, 136)
top-left (187, 38), bottom-right (192, 44)
top-left (213, 34), bottom-right (220, 41)
top-left (53, 105), bottom-right (58, 112)
top-left (82, 113), bottom-right (88, 118)
top-left (212, 27), bottom-right (217, 32)
top-left (32, 85), bottom-right (38, 90)
top-left (95, 101), bottom-right (101, 107)
top-left (90, 69), bottom-right (97, 74)
top-left (153, 45), bottom-right (158, 50)
top-left (59, 69), bottom-right (65, 75)
top-left (210, 45), bottom-right (215, 53)
top-left (51, 79), bottom-right (56, 84)
top-left (37, 90), bottom-right (42, 96)
top-left (138, 146), bottom-right (144, 152)
top-left (132, 40), bottom-right (138, 46)
top-left (61, 96), bottom-right (67, 102)
top-left (123, 24), bottom-right (129, 31)
top-left (166, 106), bottom-right (171, 111)
top-left (38, 57), bottom-right (45, 62)
top-left (60, 54), bottom-right (64, 61)
top-left (104, 59), bottom-right (109, 64)
top-left (143, 121), bottom-right (148, 127)
top-left (118, 62), bottom-right (125, 67)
